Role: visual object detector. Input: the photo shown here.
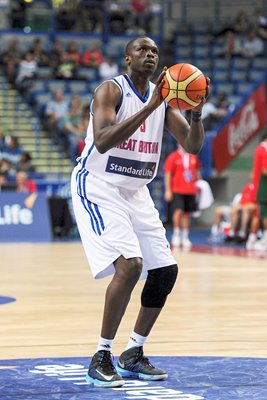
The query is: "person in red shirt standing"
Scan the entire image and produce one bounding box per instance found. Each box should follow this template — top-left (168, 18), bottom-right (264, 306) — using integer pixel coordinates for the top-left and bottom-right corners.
top-left (16, 170), bottom-right (37, 192)
top-left (164, 145), bottom-right (201, 249)
top-left (249, 131), bottom-right (267, 251)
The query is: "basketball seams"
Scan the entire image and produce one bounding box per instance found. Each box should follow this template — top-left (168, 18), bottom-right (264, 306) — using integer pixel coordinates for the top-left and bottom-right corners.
top-left (176, 63), bottom-right (185, 109)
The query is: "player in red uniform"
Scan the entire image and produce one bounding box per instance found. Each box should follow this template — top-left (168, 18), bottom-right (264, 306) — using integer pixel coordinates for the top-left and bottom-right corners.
top-left (248, 131), bottom-right (267, 251)
top-left (164, 145), bottom-right (201, 249)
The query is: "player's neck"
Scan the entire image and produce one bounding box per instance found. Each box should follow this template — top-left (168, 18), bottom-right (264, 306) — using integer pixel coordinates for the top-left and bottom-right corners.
top-left (127, 73), bottom-right (150, 96)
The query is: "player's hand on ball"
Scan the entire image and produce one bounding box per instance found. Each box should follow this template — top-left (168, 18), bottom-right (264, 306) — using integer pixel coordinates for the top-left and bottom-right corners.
top-left (148, 67), bottom-right (167, 110)
top-left (193, 77), bottom-right (210, 112)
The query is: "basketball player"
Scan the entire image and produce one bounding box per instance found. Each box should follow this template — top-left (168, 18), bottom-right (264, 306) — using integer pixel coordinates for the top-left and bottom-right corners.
top-left (71, 36), bottom-right (210, 388)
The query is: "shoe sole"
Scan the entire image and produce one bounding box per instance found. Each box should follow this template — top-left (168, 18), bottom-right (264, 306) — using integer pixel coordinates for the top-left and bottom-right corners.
top-left (86, 374), bottom-right (125, 387)
top-left (116, 366), bottom-right (168, 381)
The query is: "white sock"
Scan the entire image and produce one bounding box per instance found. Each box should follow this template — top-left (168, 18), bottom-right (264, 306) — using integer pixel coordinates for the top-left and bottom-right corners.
top-left (173, 228), bottom-right (180, 236)
top-left (182, 229), bottom-right (189, 240)
top-left (97, 336), bottom-right (113, 352)
top-left (248, 233), bottom-right (256, 243)
top-left (263, 230), bottom-right (267, 240)
top-left (125, 331), bottom-right (147, 351)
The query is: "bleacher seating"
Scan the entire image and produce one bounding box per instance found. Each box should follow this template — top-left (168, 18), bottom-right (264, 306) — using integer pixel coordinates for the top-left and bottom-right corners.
top-left (1, 21), bottom-right (266, 184)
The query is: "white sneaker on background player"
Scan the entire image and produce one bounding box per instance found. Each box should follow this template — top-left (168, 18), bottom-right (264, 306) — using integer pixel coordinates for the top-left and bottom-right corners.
top-left (182, 238), bottom-right (192, 249)
top-left (250, 238), bottom-right (267, 251)
top-left (171, 234), bottom-right (181, 247)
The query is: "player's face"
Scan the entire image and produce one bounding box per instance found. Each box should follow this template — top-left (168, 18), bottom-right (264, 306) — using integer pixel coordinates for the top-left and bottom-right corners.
top-left (125, 38), bottom-right (159, 75)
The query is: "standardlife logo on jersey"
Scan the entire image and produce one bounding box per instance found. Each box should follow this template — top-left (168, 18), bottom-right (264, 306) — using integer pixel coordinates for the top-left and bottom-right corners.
top-left (0, 192), bottom-right (52, 242)
top-left (106, 156), bottom-right (156, 179)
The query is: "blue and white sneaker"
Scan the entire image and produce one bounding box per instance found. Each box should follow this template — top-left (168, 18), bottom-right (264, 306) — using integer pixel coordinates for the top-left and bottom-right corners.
top-left (86, 350), bottom-right (125, 388)
top-left (117, 346), bottom-right (168, 381)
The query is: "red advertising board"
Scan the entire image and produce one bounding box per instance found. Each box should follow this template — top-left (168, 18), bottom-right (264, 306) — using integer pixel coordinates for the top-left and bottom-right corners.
top-left (212, 83), bottom-right (267, 173)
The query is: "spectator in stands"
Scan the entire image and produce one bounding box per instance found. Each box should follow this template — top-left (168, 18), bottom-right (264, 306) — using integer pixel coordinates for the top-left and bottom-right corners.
top-left (56, 42), bottom-right (81, 80)
top-left (252, 8), bottom-right (267, 41)
top-left (0, 158), bottom-right (17, 180)
top-left (44, 89), bottom-right (69, 136)
top-left (48, 41), bottom-right (64, 78)
top-left (1, 38), bottom-right (22, 83)
top-left (201, 91), bottom-right (231, 131)
top-left (164, 145), bottom-right (202, 249)
top-left (99, 55), bottom-right (119, 80)
top-left (218, 30), bottom-right (243, 59)
top-left (1, 136), bottom-right (24, 166)
top-left (56, 95), bottom-right (84, 161)
top-left (15, 51), bottom-right (38, 93)
top-left (240, 29), bottom-right (264, 58)
top-left (80, 41), bottom-right (104, 69)
top-left (249, 130), bottom-right (267, 251)
top-left (30, 37), bottom-right (49, 66)
top-left (0, 171), bottom-right (7, 188)
top-left (76, 0), bottom-right (104, 32)
top-left (107, 0), bottom-right (127, 34)
top-left (212, 10), bottom-right (252, 42)
top-left (77, 104), bottom-right (90, 156)
top-left (224, 179), bottom-right (257, 243)
top-left (16, 170), bottom-right (37, 193)
top-left (16, 152), bottom-right (36, 173)
top-left (129, 0), bottom-right (152, 34)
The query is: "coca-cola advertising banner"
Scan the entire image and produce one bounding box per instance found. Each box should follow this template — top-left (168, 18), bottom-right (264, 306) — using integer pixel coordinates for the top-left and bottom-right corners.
top-left (212, 83), bottom-right (267, 173)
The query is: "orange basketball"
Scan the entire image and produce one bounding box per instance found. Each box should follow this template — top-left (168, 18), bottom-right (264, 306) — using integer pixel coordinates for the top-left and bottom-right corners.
top-left (161, 63), bottom-right (207, 111)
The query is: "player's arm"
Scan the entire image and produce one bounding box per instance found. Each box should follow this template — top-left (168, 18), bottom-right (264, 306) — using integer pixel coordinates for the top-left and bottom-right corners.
top-left (92, 71), bottom-right (166, 154)
top-left (165, 77), bottom-right (210, 154)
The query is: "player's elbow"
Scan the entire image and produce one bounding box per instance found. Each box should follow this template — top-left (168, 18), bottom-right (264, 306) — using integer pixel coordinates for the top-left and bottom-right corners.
top-left (95, 141), bottom-right (108, 154)
top-left (92, 132), bottom-right (106, 153)
top-left (185, 142), bottom-right (203, 155)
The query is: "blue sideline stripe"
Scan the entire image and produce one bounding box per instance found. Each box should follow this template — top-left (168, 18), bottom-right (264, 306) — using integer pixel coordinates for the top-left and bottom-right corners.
top-left (80, 196), bottom-right (97, 234)
top-left (85, 199), bottom-right (102, 236)
top-left (93, 203), bottom-right (105, 231)
top-left (79, 170), bottom-right (97, 234)
top-left (76, 168), bottom-right (97, 234)
top-left (76, 167), bottom-right (104, 236)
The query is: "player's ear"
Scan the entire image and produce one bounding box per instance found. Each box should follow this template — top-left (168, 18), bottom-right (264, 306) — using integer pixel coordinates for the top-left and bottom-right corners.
top-left (125, 55), bottom-right (131, 65)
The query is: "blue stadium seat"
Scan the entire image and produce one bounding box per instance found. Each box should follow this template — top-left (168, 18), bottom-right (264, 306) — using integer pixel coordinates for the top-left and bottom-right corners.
top-left (230, 69), bottom-right (248, 82)
top-left (46, 80), bottom-right (68, 93)
top-left (67, 80), bottom-right (88, 94)
top-left (76, 67), bottom-right (99, 81)
top-left (36, 66), bottom-right (53, 79)
top-left (235, 82), bottom-right (253, 95)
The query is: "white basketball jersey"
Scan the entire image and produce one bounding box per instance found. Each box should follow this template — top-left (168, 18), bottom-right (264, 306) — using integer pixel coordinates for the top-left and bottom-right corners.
top-left (78, 74), bottom-right (166, 190)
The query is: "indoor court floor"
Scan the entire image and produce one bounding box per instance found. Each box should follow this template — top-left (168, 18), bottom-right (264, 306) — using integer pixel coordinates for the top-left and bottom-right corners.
top-left (1, 240), bottom-right (267, 400)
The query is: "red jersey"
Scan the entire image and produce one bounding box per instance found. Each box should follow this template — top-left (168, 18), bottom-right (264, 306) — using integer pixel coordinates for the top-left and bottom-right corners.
top-left (240, 182), bottom-right (256, 205)
top-left (164, 149), bottom-right (201, 194)
top-left (252, 142), bottom-right (267, 196)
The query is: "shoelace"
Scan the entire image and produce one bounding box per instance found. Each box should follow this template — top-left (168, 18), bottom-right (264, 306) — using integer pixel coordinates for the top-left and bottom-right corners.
top-left (135, 350), bottom-right (155, 368)
top-left (99, 352), bottom-right (117, 374)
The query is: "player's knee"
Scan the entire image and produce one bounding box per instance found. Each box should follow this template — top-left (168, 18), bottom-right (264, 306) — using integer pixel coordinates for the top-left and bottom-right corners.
top-left (141, 264), bottom-right (178, 308)
top-left (114, 256), bottom-right (143, 284)
top-left (126, 257), bottom-right (143, 281)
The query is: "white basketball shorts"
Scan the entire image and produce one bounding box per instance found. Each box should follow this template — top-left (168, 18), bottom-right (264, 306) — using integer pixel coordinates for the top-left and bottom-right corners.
top-left (71, 165), bottom-right (176, 279)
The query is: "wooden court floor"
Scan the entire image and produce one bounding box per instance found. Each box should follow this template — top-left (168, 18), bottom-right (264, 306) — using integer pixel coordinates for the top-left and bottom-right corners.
top-left (1, 242), bottom-right (267, 361)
